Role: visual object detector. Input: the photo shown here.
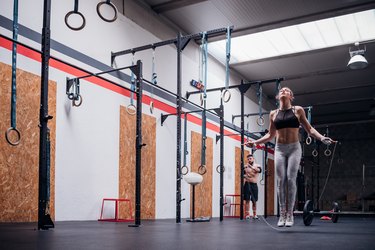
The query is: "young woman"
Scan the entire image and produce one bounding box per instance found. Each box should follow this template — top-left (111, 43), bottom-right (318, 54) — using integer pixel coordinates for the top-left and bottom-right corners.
top-left (245, 87), bottom-right (336, 227)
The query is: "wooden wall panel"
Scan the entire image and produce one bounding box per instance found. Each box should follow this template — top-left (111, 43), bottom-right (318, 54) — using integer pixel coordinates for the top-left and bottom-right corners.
top-left (266, 159), bottom-right (275, 215)
top-left (119, 106), bottom-right (156, 219)
top-left (234, 147), bottom-right (250, 216)
top-left (190, 131), bottom-right (213, 218)
top-left (0, 62), bottom-right (56, 222)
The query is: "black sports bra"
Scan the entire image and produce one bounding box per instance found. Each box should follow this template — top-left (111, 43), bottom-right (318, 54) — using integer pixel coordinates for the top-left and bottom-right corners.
top-left (273, 107), bottom-right (300, 130)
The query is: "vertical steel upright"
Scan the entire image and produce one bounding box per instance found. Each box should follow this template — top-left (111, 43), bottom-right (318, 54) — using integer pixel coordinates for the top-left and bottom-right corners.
top-left (176, 33), bottom-right (182, 223)
top-left (264, 144), bottom-right (268, 218)
top-left (38, 0), bottom-right (54, 230)
top-left (130, 60), bottom-right (143, 227)
top-left (219, 101), bottom-right (224, 221)
top-left (240, 80), bottom-right (245, 220)
top-left (316, 145), bottom-right (320, 211)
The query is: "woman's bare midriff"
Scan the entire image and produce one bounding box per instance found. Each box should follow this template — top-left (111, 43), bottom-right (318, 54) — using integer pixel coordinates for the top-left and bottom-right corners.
top-left (276, 127), bottom-right (300, 144)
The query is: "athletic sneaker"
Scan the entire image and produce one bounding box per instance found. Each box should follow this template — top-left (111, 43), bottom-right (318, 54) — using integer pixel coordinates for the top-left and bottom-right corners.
top-left (277, 215), bottom-right (286, 227)
top-left (253, 215), bottom-right (259, 220)
top-left (285, 214), bottom-right (294, 227)
top-left (245, 213), bottom-right (251, 220)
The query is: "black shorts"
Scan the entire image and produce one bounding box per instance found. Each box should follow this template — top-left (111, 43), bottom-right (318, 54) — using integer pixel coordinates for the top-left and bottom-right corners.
top-left (243, 182), bottom-right (258, 202)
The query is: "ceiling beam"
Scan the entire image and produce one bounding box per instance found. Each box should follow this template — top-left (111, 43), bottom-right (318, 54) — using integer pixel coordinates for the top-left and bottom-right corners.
top-left (151, 0), bottom-right (208, 13)
top-left (311, 97), bottom-right (374, 107)
top-left (293, 83), bottom-right (375, 97)
top-left (208, 1), bottom-right (375, 42)
top-left (313, 118), bottom-right (375, 127)
top-left (261, 63), bottom-right (375, 86)
top-left (314, 119), bottom-right (375, 128)
top-left (313, 110), bottom-right (369, 117)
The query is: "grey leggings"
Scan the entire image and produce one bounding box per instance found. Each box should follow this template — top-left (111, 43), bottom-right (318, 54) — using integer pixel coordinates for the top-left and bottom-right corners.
top-left (275, 142), bottom-right (302, 215)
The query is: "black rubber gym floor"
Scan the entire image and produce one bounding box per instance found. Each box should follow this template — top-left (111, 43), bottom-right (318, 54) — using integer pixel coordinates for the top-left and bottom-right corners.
top-left (0, 216), bottom-right (374, 250)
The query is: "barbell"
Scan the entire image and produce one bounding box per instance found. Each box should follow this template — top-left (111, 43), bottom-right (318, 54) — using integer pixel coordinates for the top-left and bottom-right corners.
top-left (294, 200), bottom-right (340, 226)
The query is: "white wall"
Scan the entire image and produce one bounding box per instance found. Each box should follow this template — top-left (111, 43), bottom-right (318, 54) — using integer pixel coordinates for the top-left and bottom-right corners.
top-left (0, 0), bottom-right (276, 221)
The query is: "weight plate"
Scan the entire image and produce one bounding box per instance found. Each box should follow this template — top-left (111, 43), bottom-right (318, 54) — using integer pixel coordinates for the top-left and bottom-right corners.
top-left (303, 200), bottom-right (314, 226)
top-left (331, 202), bottom-right (339, 223)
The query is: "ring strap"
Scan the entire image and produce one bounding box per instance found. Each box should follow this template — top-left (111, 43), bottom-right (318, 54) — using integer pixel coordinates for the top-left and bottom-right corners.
top-left (11, 0), bottom-right (19, 130)
top-left (130, 53), bottom-right (135, 105)
top-left (224, 26), bottom-right (231, 92)
top-left (257, 82), bottom-right (263, 127)
top-left (74, 0), bottom-right (79, 13)
top-left (275, 79), bottom-right (281, 108)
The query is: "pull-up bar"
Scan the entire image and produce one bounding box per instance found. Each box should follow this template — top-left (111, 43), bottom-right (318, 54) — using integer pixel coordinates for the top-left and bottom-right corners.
top-left (74, 64), bottom-right (137, 81)
top-left (185, 77), bottom-right (284, 99)
top-left (111, 26), bottom-right (233, 65)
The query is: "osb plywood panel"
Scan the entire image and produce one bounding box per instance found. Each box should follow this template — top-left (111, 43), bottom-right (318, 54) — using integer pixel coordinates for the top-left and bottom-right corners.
top-left (119, 106), bottom-right (156, 219)
top-left (0, 62), bottom-right (56, 222)
top-left (266, 159), bottom-right (275, 215)
top-left (190, 131), bottom-right (213, 218)
top-left (234, 147), bottom-right (250, 216)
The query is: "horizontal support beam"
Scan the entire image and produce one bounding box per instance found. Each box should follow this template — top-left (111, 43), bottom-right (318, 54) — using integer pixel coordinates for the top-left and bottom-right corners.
top-left (294, 83), bottom-right (375, 97)
top-left (313, 110), bottom-right (369, 118)
top-left (312, 98), bottom-right (373, 107)
top-left (186, 77), bottom-right (283, 98)
top-left (314, 119), bottom-right (375, 128)
top-left (207, 1), bottom-right (375, 43)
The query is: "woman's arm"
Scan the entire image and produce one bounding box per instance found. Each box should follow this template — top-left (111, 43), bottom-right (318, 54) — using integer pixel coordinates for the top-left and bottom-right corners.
top-left (297, 106), bottom-right (336, 144)
top-left (245, 111), bottom-right (277, 147)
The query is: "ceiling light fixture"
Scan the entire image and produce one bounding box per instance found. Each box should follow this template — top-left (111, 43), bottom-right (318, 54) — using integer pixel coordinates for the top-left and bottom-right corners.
top-left (348, 42), bottom-right (368, 70)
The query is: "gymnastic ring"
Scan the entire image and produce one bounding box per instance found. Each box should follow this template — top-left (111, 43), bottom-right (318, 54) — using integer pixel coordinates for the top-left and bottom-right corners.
top-left (72, 94), bottom-right (83, 107)
top-left (149, 101), bottom-right (154, 114)
top-left (5, 127), bottom-right (21, 146)
top-left (256, 116), bottom-right (265, 126)
top-left (198, 165), bottom-right (207, 175)
top-left (216, 164), bottom-right (225, 174)
top-left (305, 136), bottom-right (312, 145)
top-left (337, 158), bottom-right (344, 164)
top-left (96, 1), bottom-right (118, 23)
top-left (181, 165), bottom-right (189, 175)
top-left (324, 148), bottom-right (332, 157)
top-left (221, 89), bottom-right (231, 103)
top-left (126, 104), bottom-right (137, 115)
top-left (312, 149), bottom-right (318, 157)
top-left (200, 92), bottom-right (204, 106)
top-left (64, 11), bottom-right (86, 31)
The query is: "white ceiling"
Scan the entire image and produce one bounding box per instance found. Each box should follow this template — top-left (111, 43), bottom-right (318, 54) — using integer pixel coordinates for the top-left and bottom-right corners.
top-left (140, 0), bottom-right (375, 125)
